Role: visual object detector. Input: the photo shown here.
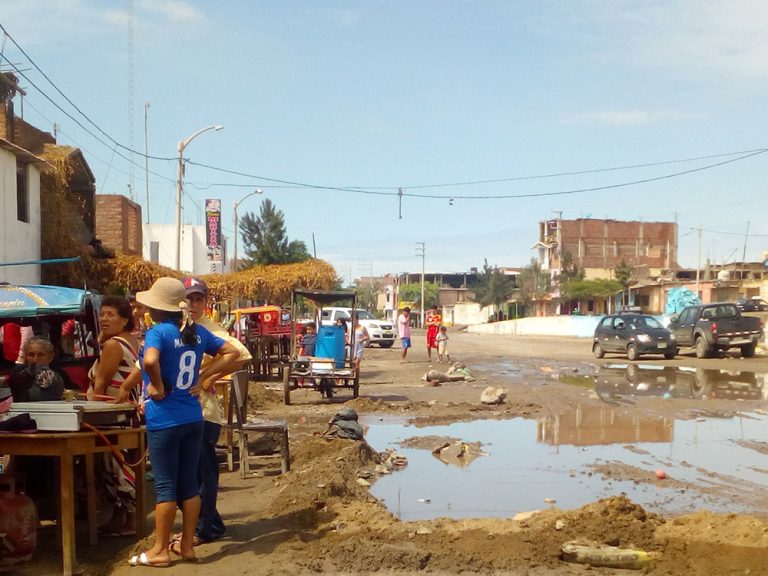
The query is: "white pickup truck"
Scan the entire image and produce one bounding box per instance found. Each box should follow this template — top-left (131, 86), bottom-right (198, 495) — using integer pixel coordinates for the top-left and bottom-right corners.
top-left (320, 307), bottom-right (396, 348)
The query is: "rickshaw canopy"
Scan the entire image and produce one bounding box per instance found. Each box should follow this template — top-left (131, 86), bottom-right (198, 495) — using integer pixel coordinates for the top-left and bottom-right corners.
top-left (0, 284), bottom-right (92, 319)
top-left (292, 289), bottom-right (356, 306)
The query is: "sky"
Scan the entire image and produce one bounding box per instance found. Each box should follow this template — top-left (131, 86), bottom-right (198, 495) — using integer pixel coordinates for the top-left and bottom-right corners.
top-left (2, 0), bottom-right (768, 281)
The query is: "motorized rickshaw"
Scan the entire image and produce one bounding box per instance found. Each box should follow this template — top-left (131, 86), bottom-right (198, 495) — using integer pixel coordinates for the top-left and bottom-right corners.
top-left (0, 282), bottom-right (100, 392)
top-left (282, 288), bottom-right (359, 405)
top-left (232, 304), bottom-right (292, 380)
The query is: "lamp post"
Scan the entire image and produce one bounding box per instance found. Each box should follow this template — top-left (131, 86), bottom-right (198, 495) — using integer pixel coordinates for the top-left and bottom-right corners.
top-left (174, 124), bottom-right (224, 270)
top-left (232, 188), bottom-right (263, 272)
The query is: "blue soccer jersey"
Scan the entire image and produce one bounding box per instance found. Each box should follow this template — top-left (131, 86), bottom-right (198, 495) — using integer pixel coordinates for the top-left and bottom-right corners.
top-left (142, 319), bottom-right (225, 431)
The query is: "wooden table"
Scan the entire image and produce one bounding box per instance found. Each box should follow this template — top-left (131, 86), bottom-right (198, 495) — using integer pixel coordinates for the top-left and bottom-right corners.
top-left (0, 427), bottom-right (146, 576)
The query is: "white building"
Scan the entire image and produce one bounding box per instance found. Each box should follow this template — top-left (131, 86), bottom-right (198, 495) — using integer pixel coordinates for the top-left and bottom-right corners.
top-left (143, 223), bottom-right (229, 275)
top-left (0, 138), bottom-right (44, 284)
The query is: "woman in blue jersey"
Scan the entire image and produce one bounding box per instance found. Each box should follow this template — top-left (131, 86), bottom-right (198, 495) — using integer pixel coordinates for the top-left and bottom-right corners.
top-left (129, 278), bottom-right (238, 567)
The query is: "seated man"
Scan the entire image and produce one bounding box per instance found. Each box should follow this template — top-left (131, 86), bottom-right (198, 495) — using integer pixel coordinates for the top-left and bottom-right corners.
top-left (6, 336), bottom-right (74, 402)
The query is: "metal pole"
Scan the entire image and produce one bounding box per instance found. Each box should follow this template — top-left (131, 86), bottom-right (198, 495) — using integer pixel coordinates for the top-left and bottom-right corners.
top-left (174, 141), bottom-right (184, 270)
top-left (144, 102), bottom-right (150, 223)
top-left (695, 223), bottom-right (701, 297)
top-left (173, 125), bottom-right (224, 271)
top-left (232, 202), bottom-right (239, 273)
top-left (416, 242), bottom-right (425, 327)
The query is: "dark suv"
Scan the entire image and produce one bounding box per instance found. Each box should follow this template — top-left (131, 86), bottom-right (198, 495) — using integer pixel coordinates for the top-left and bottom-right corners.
top-left (593, 313), bottom-right (677, 361)
top-left (736, 298), bottom-right (768, 312)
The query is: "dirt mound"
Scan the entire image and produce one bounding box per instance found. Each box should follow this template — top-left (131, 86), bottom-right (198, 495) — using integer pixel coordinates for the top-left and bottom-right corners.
top-left (247, 382), bottom-right (283, 410)
top-left (268, 437), bottom-right (380, 521)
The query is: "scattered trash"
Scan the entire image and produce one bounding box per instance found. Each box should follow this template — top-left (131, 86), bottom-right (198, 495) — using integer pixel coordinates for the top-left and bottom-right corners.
top-left (655, 469), bottom-right (667, 480)
top-left (480, 386), bottom-right (507, 405)
top-left (356, 478), bottom-right (371, 487)
top-left (322, 408), bottom-right (364, 440)
top-left (421, 362), bottom-right (476, 383)
top-left (431, 440), bottom-right (487, 467)
top-left (382, 448), bottom-right (408, 469)
top-left (555, 519), bottom-right (566, 530)
top-left (561, 540), bottom-right (656, 569)
top-left (415, 526), bottom-right (433, 535)
top-left (544, 497), bottom-right (556, 505)
top-left (417, 498), bottom-right (431, 503)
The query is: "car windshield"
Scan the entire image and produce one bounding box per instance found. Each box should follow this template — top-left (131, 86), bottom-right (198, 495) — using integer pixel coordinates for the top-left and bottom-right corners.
top-left (355, 310), bottom-right (375, 320)
top-left (629, 316), bottom-right (663, 330)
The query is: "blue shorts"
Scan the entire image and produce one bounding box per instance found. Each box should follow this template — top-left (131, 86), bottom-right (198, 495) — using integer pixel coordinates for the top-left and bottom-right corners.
top-left (147, 420), bottom-right (204, 504)
top-left (400, 337), bottom-right (411, 349)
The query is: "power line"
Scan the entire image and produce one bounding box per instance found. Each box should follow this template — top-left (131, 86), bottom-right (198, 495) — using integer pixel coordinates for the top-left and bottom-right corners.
top-left (0, 24), bottom-right (176, 161)
top-left (187, 148), bottom-right (768, 200)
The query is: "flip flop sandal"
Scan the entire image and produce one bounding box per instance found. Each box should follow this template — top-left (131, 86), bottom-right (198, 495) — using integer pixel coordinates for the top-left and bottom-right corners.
top-left (168, 539), bottom-right (200, 562)
top-left (128, 552), bottom-right (170, 567)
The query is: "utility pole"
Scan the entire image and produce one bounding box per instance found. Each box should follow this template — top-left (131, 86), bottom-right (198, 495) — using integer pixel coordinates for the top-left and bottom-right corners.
top-left (144, 102), bottom-right (150, 223)
top-left (695, 223), bottom-right (702, 297)
top-left (740, 221), bottom-right (750, 284)
top-left (415, 242), bottom-right (425, 328)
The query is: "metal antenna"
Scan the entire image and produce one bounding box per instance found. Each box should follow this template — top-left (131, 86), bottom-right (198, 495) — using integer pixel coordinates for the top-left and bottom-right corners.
top-left (127, 0), bottom-right (135, 199)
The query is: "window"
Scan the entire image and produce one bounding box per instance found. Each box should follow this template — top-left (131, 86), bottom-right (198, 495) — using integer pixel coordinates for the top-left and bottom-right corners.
top-left (149, 241), bottom-right (160, 263)
top-left (600, 317), bottom-right (612, 328)
top-left (16, 162), bottom-right (29, 223)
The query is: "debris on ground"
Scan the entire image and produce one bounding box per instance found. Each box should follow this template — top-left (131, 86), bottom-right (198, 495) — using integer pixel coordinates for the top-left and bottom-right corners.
top-left (561, 540), bottom-right (656, 569)
top-left (480, 386), bottom-right (507, 404)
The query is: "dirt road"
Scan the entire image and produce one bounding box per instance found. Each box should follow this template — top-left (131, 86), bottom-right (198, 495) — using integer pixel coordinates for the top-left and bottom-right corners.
top-left (21, 330), bottom-right (768, 575)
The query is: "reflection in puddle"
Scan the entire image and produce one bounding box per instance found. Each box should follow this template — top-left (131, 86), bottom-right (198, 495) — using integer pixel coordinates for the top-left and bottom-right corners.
top-left (591, 364), bottom-right (765, 402)
top-left (365, 412), bottom-right (768, 521)
top-left (538, 404), bottom-right (674, 445)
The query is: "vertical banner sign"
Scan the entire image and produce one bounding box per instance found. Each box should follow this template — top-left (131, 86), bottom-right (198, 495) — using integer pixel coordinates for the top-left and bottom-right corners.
top-left (205, 199), bottom-right (222, 273)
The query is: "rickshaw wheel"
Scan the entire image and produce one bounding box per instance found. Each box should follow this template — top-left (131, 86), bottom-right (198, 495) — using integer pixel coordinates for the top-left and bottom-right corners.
top-left (283, 369), bottom-right (291, 405)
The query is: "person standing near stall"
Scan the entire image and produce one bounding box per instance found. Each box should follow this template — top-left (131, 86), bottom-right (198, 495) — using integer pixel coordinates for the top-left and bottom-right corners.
top-left (129, 278), bottom-right (238, 567)
top-left (177, 277), bottom-right (251, 549)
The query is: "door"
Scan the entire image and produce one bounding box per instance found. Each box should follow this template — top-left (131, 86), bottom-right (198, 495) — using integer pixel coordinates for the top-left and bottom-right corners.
top-left (671, 308), bottom-right (696, 346)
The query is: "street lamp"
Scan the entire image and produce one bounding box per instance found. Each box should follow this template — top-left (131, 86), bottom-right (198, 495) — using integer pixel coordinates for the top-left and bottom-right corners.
top-left (232, 188), bottom-right (263, 272)
top-left (174, 124), bottom-right (224, 270)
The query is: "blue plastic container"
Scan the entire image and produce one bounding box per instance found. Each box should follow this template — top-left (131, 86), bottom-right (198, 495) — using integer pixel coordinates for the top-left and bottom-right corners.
top-left (316, 325), bottom-right (346, 368)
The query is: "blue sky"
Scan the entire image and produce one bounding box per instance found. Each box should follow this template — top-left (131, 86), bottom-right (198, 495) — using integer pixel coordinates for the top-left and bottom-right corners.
top-left (3, 1), bottom-right (768, 279)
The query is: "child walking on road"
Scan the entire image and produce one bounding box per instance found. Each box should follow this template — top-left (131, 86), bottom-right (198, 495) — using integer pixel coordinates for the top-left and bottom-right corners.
top-left (436, 325), bottom-right (450, 363)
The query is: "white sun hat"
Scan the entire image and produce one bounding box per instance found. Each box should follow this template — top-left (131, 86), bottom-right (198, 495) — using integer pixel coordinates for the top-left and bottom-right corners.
top-left (136, 277), bottom-right (187, 312)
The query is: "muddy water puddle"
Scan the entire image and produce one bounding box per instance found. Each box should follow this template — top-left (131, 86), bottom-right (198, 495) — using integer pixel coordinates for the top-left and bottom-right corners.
top-left (364, 410), bottom-right (768, 521)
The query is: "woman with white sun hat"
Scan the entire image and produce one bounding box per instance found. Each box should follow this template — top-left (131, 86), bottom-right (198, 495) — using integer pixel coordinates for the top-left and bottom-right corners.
top-left (128, 277), bottom-right (238, 567)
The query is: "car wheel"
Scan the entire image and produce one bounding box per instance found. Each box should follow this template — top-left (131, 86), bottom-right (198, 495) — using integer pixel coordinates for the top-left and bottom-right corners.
top-left (626, 343), bottom-right (639, 361)
top-left (379, 341), bottom-right (394, 349)
top-left (741, 342), bottom-right (757, 358)
top-left (593, 343), bottom-right (605, 359)
top-left (695, 337), bottom-right (710, 359)
top-left (664, 349), bottom-right (677, 360)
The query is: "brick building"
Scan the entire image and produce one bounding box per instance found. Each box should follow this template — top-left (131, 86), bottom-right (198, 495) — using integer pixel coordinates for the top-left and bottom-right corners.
top-left (95, 195), bottom-right (143, 256)
top-left (536, 218), bottom-right (678, 279)
top-left (1, 73), bottom-right (98, 268)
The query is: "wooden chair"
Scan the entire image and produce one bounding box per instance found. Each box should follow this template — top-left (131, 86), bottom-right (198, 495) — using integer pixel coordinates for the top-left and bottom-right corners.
top-left (226, 370), bottom-right (290, 477)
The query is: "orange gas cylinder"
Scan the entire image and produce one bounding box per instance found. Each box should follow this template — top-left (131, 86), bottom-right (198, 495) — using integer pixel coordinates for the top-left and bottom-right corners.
top-left (0, 476), bottom-right (38, 567)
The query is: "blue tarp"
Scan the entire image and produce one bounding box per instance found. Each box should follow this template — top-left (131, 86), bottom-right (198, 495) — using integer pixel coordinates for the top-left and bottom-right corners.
top-left (664, 287), bottom-right (700, 315)
top-left (0, 284), bottom-right (90, 318)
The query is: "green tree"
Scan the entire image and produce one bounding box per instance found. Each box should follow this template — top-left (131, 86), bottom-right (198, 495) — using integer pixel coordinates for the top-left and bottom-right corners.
top-left (560, 278), bottom-right (622, 301)
top-left (356, 285), bottom-right (378, 311)
top-left (518, 258), bottom-right (551, 304)
top-left (613, 259), bottom-right (634, 305)
top-left (474, 259), bottom-right (515, 315)
top-left (398, 282), bottom-right (439, 308)
top-left (239, 199), bottom-right (310, 268)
